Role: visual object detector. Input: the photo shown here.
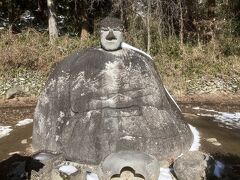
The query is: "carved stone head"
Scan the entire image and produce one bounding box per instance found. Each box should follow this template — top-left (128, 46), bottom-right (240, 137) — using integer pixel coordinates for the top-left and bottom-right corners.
top-left (100, 17), bottom-right (124, 51)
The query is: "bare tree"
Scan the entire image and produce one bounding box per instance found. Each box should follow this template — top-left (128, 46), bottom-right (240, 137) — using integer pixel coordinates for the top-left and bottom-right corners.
top-left (76, 0), bottom-right (111, 40)
top-left (47, 0), bottom-right (58, 43)
top-left (179, 0), bottom-right (184, 46)
top-left (147, 0), bottom-right (151, 54)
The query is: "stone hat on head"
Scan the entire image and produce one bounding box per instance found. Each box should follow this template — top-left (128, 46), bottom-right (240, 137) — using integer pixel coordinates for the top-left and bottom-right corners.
top-left (100, 16), bottom-right (124, 30)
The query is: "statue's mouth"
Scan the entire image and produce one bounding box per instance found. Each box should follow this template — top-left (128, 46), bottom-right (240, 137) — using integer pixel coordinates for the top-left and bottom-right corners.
top-left (106, 39), bottom-right (118, 43)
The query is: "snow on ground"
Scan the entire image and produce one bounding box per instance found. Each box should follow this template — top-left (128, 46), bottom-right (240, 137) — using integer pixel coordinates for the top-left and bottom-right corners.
top-left (193, 106), bottom-right (240, 129)
top-left (158, 168), bottom-right (174, 180)
top-left (214, 112), bottom-right (240, 129)
top-left (188, 124), bottom-right (201, 151)
top-left (59, 165), bottom-right (78, 175)
top-left (16, 118), bottom-right (33, 126)
top-left (33, 152), bottom-right (53, 161)
top-left (86, 172), bottom-right (99, 180)
top-left (192, 106), bottom-right (217, 112)
top-left (0, 126), bottom-right (13, 138)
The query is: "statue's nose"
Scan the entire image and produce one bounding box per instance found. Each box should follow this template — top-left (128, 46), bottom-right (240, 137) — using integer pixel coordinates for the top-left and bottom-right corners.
top-left (106, 30), bottom-right (116, 40)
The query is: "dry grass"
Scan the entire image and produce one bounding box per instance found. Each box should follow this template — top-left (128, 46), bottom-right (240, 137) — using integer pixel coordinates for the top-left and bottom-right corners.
top-left (0, 29), bottom-right (99, 78)
top-left (0, 29), bottom-right (239, 96)
top-left (154, 38), bottom-right (240, 95)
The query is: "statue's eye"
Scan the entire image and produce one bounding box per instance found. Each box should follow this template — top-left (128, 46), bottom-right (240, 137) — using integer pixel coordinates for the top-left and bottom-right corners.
top-left (101, 28), bottom-right (108, 31)
top-left (113, 27), bottom-right (122, 31)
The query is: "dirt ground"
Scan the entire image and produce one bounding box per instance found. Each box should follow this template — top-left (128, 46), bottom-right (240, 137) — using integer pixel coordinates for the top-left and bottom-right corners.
top-left (177, 93), bottom-right (240, 105)
top-left (0, 93), bottom-right (240, 108)
top-left (0, 96), bottom-right (37, 107)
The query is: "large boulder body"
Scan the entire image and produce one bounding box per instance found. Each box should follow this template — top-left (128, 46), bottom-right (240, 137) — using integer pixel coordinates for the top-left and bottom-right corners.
top-left (173, 151), bottom-right (215, 180)
top-left (32, 48), bottom-right (193, 165)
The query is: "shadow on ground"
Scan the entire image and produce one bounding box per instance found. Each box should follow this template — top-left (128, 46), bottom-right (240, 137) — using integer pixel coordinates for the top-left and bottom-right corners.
top-left (0, 154), bottom-right (44, 180)
top-left (211, 153), bottom-right (240, 180)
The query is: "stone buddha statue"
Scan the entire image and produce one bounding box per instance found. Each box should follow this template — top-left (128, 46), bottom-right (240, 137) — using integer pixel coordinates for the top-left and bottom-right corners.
top-left (32, 17), bottom-right (193, 179)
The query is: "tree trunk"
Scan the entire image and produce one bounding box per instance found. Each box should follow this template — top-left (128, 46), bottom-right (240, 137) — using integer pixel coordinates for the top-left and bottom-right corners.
top-left (157, 1), bottom-right (163, 43)
top-left (37, 0), bottom-right (47, 20)
top-left (81, 20), bottom-right (89, 40)
top-left (80, 1), bottom-right (89, 41)
top-left (120, 0), bottom-right (124, 21)
top-left (179, 0), bottom-right (184, 46)
top-left (147, 0), bottom-right (151, 54)
top-left (47, 0), bottom-right (58, 43)
top-left (8, 0), bottom-right (15, 33)
top-left (207, 0), bottom-right (216, 18)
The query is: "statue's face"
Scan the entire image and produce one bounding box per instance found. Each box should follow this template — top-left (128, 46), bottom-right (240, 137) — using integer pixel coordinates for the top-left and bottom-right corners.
top-left (100, 27), bottom-right (123, 51)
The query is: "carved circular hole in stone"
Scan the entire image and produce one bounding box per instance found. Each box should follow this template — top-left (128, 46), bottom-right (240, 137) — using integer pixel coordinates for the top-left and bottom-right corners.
top-left (111, 166), bottom-right (145, 180)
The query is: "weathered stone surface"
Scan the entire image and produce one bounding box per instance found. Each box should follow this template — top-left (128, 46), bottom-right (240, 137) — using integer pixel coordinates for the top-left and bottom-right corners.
top-left (98, 151), bottom-right (160, 179)
top-left (31, 151), bottom-right (98, 180)
top-left (173, 151), bottom-right (215, 180)
top-left (32, 48), bottom-right (193, 164)
top-left (31, 151), bottom-right (64, 180)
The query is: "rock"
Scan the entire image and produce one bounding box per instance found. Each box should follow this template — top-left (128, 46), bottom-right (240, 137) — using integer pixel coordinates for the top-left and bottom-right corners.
top-left (31, 151), bottom-right (65, 180)
top-left (31, 151), bottom-right (98, 180)
top-left (173, 151), bottom-right (215, 180)
top-left (98, 151), bottom-right (160, 179)
top-left (32, 47), bottom-right (193, 164)
top-left (21, 139), bottom-right (28, 144)
top-left (6, 86), bottom-right (24, 99)
top-left (51, 162), bottom-right (83, 180)
top-left (206, 138), bottom-right (222, 146)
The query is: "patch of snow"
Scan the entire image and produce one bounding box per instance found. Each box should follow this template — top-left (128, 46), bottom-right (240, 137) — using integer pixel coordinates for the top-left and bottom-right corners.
top-left (197, 113), bottom-right (214, 117)
top-left (188, 124), bottom-right (200, 151)
top-left (194, 106), bottom-right (240, 129)
top-left (59, 165), bottom-right (78, 175)
top-left (86, 172), bottom-right (99, 180)
top-left (121, 42), bottom-right (152, 59)
top-left (197, 112), bottom-right (240, 129)
top-left (158, 168), bottom-right (174, 180)
top-left (9, 151), bottom-right (20, 156)
top-left (33, 152), bottom-right (52, 161)
top-left (0, 126), bottom-right (13, 138)
top-left (192, 106), bottom-right (200, 110)
top-left (214, 112), bottom-right (240, 129)
top-left (214, 160), bottom-right (225, 178)
top-left (16, 119), bottom-right (33, 126)
top-left (192, 107), bottom-right (217, 112)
